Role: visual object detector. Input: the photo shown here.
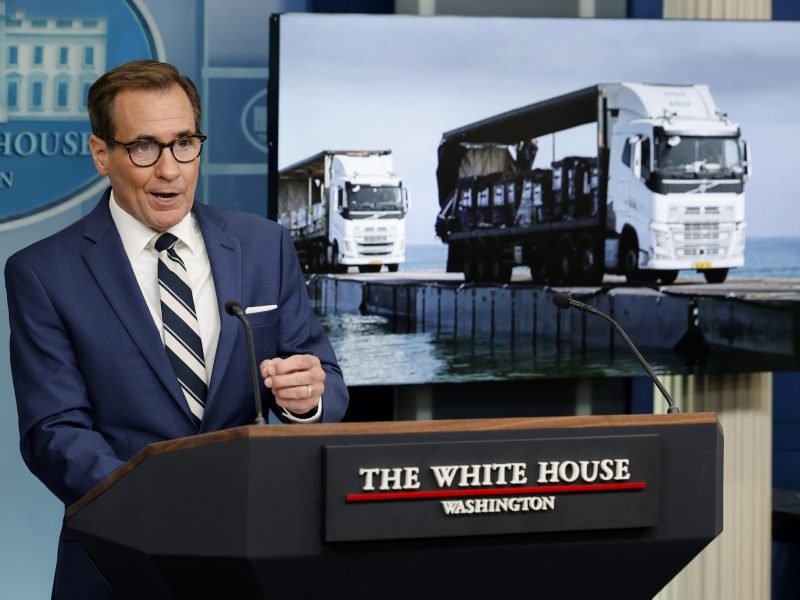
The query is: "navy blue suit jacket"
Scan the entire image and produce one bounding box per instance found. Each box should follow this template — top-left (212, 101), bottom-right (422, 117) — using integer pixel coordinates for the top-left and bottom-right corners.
top-left (5, 189), bottom-right (348, 598)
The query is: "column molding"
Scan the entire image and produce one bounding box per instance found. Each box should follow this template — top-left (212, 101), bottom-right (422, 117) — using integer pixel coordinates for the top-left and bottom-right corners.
top-left (664, 0), bottom-right (771, 20)
top-left (654, 372), bottom-right (772, 600)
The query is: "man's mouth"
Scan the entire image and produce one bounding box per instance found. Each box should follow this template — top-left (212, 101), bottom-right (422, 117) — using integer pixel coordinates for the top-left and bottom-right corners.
top-left (150, 192), bottom-right (179, 201)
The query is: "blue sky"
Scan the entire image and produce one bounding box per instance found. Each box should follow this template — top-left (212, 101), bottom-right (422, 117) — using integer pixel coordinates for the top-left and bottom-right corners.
top-left (279, 14), bottom-right (799, 244)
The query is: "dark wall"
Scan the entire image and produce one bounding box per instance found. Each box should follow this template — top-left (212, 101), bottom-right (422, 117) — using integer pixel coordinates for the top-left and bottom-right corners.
top-left (310, 0), bottom-right (394, 13)
top-left (774, 372), bottom-right (800, 491)
top-left (627, 0), bottom-right (662, 19)
top-left (774, 0), bottom-right (800, 20)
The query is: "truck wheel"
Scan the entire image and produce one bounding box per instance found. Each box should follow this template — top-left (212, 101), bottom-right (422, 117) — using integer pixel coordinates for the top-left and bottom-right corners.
top-left (472, 240), bottom-right (493, 283)
top-left (299, 258), bottom-right (310, 274)
top-left (307, 248), bottom-right (319, 273)
top-left (499, 263), bottom-right (513, 283)
top-left (475, 259), bottom-right (491, 283)
top-left (702, 268), bottom-right (728, 284)
top-left (489, 261), bottom-right (513, 283)
top-left (387, 264), bottom-right (399, 272)
top-left (526, 244), bottom-right (547, 284)
top-left (658, 270), bottom-right (679, 285)
top-left (447, 245), bottom-right (462, 273)
top-left (464, 242), bottom-right (488, 283)
top-left (316, 246), bottom-right (328, 273)
top-left (619, 231), bottom-right (640, 282)
top-left (462, 250), bottom-right (478, 283)
top-left (551, 235), bottom-right (576, 283)
top-left (529, 263), bottom-right (547, 284)
top-left (485, 245), bottom-right (511, 283)
top-left (576, 235), bottom-right (603, 285)
top-left (331, 243), bottom-right (346, 274)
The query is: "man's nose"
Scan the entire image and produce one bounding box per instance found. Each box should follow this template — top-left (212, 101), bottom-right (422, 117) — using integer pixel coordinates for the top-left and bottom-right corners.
top-left (153, 147), bottom-right (181, 179)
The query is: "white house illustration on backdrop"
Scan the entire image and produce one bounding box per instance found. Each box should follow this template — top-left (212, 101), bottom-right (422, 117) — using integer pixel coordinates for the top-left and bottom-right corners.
top-left (0, 1), bottom-right (107, 123)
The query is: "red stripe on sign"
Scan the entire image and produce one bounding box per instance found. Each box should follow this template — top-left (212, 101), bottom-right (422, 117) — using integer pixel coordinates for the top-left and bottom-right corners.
top-left (346, 481), bottom-right (646, 503)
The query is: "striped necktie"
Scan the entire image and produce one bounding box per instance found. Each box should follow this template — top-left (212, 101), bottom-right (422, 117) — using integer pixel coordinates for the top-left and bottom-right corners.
top-left (155, 233), bottom-right (207, 426)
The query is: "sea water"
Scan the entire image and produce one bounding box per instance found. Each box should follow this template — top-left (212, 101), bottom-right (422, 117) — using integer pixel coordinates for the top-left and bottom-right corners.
top-left (323, 237), bottom-right (800, 386)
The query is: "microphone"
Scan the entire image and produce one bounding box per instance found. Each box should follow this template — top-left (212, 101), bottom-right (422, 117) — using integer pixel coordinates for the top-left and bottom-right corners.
top-left (552, 292), bottom-right (680, 414)
top-left (224, 300), bottom-right (267, 425)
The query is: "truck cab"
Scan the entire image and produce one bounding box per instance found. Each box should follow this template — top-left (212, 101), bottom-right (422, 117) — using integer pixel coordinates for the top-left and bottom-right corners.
top-left (278, 150), bottom-right (408, 274)
top-left (327, 153), bottom-right (408, 272)
top-left (606, 83), bottom-right (750, 283)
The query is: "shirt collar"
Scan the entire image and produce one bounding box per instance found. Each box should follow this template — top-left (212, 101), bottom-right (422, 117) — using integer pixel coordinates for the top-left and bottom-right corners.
top-left (109, 191), bottom-right (200, 258)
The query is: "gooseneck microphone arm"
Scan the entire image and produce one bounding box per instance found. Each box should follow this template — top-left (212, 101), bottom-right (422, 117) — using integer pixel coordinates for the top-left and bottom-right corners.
top-left (552, 292), bottom-right (680, 414)
top-left (224, 300), bottom-right (267, 425)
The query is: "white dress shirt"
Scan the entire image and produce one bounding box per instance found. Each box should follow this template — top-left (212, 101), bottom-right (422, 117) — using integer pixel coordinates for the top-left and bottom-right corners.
top-left (109, 193), bottom-right (321, 423)
top-left (109, 192), bottom-right (220, 382)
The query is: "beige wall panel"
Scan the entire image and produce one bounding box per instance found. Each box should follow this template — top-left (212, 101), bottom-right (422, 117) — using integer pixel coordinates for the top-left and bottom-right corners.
top-left (664, 0), bottom-right (770, 20)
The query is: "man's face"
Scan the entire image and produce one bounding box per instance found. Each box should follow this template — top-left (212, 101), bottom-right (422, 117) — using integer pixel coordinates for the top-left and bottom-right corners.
top-left (89, 85), bottom-right (200, 232)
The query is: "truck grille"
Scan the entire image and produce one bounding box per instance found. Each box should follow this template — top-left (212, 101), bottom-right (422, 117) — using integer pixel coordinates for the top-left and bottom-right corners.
top-left (357, 225), bottom-right (393, 254)
top-left (674, 222), bottom-right (727, 258)
top-left (679, 246), bottom-right (723, 257)
top-left (672, 205), bottom-right (734, 221)
top-left (684, 222), bottom-right (720, 242)
top-left (357, 243), bottom-right (394, 255)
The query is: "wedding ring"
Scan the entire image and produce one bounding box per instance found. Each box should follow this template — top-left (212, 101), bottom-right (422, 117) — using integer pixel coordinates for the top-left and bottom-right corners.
top-left (307, 384), bottom-right (312, 398)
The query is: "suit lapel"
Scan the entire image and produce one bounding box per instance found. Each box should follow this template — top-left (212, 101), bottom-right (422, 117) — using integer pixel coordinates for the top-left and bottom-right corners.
top-left (193, 203), bottom-right (242, 418)
top-left (81, 192), bottom-right (196, 426)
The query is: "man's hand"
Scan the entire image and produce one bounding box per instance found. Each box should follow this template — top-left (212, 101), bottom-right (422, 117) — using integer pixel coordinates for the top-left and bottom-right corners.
top-left (260, 354), bottom-right (325, 416)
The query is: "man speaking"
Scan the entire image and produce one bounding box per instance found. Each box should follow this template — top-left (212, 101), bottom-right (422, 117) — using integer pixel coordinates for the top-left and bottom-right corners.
top-left (5, 60), bottom-right (349, 599)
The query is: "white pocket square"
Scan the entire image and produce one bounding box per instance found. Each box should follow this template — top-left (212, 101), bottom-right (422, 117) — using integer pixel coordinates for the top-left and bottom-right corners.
top-left (245, 304), bottom-right (278, 314)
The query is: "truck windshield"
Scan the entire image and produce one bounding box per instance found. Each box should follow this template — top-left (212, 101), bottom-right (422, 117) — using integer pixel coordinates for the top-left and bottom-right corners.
top-left (654, 134), bottom-right (743, 179)
top-left (346, 184), bottom-right (403, 212)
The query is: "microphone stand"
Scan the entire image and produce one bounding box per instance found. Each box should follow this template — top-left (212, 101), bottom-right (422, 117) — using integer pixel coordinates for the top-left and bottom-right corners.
top-left (553, 292), bottom-right (680, 414)
top-left (225, 300), bottom-right (267, 425)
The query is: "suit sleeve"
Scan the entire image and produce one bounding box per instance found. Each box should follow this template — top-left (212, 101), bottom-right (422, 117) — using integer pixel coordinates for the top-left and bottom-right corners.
top-left (273, 226), bottom-right (349, 422)
top-left (5, 255), bottom-right (125, 506)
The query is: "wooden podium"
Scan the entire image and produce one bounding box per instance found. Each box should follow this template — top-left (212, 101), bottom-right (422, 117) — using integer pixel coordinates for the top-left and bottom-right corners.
top-left (67, 413), bottom-right (722, 599)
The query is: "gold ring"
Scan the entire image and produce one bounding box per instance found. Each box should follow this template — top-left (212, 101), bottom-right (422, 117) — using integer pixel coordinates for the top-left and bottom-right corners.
top-left (307, 384), bottom-right (312, 398)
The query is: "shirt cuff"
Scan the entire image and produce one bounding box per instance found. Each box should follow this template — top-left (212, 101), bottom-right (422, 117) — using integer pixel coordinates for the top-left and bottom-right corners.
top-left (281, 396), bottom-right (323, 423)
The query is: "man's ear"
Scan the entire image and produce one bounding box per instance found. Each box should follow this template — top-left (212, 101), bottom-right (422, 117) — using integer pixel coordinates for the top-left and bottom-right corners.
top-left (88, 135), bottom-right (110, 176)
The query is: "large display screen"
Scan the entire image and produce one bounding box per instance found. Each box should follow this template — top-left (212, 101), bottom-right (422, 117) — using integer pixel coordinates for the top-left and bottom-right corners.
top-left (270, 14), bottom-right (800, 386)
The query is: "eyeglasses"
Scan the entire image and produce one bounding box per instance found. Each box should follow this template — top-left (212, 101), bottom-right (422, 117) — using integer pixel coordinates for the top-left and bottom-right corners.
top-left (104, 134), bottom-right (207, 167)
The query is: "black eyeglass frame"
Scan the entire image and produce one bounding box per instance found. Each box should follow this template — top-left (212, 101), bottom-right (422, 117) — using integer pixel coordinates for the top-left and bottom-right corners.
top-left (104, 134), bottom-right (208, 167)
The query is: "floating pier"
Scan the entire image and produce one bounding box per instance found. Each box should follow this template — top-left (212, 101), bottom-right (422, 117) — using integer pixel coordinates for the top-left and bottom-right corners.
top-left (307, 272), bottom-right (800, 362)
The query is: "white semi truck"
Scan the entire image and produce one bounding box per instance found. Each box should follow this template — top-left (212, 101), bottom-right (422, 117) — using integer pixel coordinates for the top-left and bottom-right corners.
top-left (278, 150), bottom-right (408, 273)
top-left (435, 83), bottom-right (750, 284)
